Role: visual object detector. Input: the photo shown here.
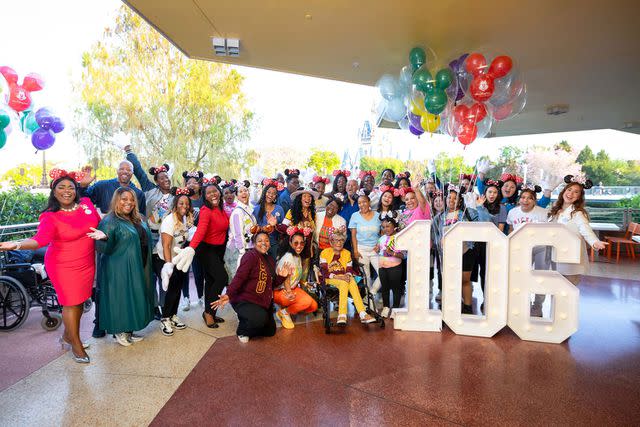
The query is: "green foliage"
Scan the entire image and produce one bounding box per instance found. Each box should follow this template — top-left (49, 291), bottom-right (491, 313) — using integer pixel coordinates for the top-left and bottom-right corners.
top-left (577, 145), bottom-right (640, 185)
top-left (307, 149), bottom-right (340, 175)
top-left (360, 157), bottom-right (406, 177)
top-left (1, 163), bottom-right (49, 187)
top-left (554, 140), bottom-right (572, 152)
top-left (617, 193), bottom-right (640, 208)
top-left (74, 6), bottom-right (254, 179)
top-left (0, 190), bottom-right (48, 237)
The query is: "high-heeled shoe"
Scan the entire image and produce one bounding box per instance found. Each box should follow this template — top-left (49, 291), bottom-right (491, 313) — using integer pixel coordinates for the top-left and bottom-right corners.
top-left (202, 312), bottom-right (219, 328)
top-left (70, 352), bottom-right (90, 364)
top-left (59, 336), bottom-right (91, 350)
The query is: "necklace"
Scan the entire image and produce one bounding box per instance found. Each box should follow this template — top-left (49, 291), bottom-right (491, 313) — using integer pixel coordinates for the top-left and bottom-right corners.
top-left (60, 203), bottom-right (78, 212)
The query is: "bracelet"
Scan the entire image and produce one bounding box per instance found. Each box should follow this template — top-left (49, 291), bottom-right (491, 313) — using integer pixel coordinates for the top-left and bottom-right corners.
top-left (15, 241), bottom-right (22, 250)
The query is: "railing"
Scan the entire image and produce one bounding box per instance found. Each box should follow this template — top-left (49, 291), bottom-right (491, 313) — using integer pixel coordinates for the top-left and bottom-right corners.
top-left (552, 186), bottom-right (640, 196)
top-left (0, 222), bottom-right (39, 241)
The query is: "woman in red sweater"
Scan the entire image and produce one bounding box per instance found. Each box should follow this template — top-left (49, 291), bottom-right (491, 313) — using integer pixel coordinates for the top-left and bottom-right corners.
top-left (173, 182), bottom-right (229, 328)
top-left (212, 230), bottom-right (276, 343)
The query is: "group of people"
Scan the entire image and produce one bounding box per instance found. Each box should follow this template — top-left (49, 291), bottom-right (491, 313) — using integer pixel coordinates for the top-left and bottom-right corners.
top-left (0, 145), bottom-right (608, 362)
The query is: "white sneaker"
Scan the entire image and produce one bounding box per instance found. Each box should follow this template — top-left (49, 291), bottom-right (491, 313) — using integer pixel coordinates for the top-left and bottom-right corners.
top-left (129, 333), bottom-right (144, 342)
top-left (238, 335), bottom-right (249, 343)
top-left (114, 333), bottom-right (131, 346)
top-left (381, 307), bottom-right (390, 318)
top-left (170, 315), bottom-right (187, 330)
top-left (160, 318), bottom-right (174, 336)
top-left (359, 311), bottom-right (376, 324)
top-left (182, 297), bottom-right (191, 311)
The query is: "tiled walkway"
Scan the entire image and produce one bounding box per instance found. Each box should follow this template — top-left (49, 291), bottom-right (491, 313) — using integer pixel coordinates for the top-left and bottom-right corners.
top-left (1, 263), bottom-right (639, 426)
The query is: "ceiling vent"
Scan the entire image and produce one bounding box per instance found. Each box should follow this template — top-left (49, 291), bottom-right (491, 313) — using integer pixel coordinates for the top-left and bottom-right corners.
top-left (546, 104), bottom-right (569, 115)
top-left (211, 37), bottom-right (240, 57)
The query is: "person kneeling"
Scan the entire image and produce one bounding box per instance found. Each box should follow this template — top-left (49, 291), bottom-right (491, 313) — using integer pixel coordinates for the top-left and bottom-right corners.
top-left (273, 227), bottom-right (318, 329)
top-left (319, 228), bottom-right (375, 326)
top-left (211, 231), bottom-right (276, 343)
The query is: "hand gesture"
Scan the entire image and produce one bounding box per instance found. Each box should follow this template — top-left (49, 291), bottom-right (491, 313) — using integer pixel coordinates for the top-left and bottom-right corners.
top-left (476, 158), bottom-right (491, 175)
top-left (266, 213), bottom-right (277, 227)
top-left (593, 240), bottom-right (608, 251)
top-left (211, 294), bottom-right (229, 310)
top-left (285, 290), bottom-right (296, 301)
top-left (277, 261), bottom-right (295, 277)
top-left (476, 195), bottom-right (486, 206)
top-left (79, 166), bottom-right (96, 187)
top-left (0, 242), bottom-right (19, 251)
top-left (86, 227), bottom-right (107, 240)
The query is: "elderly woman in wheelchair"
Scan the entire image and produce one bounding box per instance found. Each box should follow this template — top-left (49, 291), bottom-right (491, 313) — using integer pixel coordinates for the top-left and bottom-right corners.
top-left (318, 228), bottom-right (376, 326)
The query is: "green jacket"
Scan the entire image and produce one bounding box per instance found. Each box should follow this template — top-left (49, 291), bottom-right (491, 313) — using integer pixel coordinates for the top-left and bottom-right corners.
top-left (96, 214), bottom-right (155, 334)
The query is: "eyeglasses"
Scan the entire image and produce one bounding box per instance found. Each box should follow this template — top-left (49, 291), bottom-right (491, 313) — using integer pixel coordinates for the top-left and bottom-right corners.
top-left (292, 241), bottom-right (305, 246)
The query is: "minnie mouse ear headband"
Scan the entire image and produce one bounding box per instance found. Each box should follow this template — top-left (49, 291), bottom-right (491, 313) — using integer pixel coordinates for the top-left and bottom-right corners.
top-left (446, 183), bottom-right (461, 193)
top-left (327, 225), bottom-right (347, 240)
top-left (262, 178), bottom-right (285, 192)
top-left (170, 187), bottom-right (195, 197)
top-left (379, 210), bottom-right (399, 222)
top-left (312, 175), bottom-right (330, 185)
top-left (429, 189), bottom-right (444, 198)
top-left (49, 168), bottom-right (85, 188)
top-left (286, 225), bottom-right (312, 238)
top-left (520, 183), bottom-right (542, 193)
top-left (290, 188), bottom-right (320, 200)
top-left (182, 171), bottom-right (204, 181)
top-left (396, 171), bottom-right (411, 180)
top-left (398, 187), bottom-right (415, 197)
top-left (284, 168), bottom-right (300, 178)
top-left (358, 170), bottom-right (377, 180)
top-left (355, 188), bottom-right (370, 198)
top-left (459, 173), bottom-right (476, 181)
top-left (220, 179), bottom-right (238, 191)
top-left (484, 179), bottom-right (502, 188)
top-left (379, 184), bottom-right (402, 197)
top-left (250, 224), bottom-right (274, 235)
top-left (332, 169), bottom-right (351, 177)
top-left (148, 164), bottom-right (170, 177)
top-left (564, 174), bottom-right (593, 190)
top-left (500, 173), bottom-right (524, 185)
top-left (202, 177), bottom-right (219, 186)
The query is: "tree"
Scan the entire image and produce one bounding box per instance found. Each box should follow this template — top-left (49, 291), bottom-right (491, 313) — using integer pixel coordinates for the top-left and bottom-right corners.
top-left (0, 162), bottom-right (55, 187)
top-left (431, 153), bottom-right (474, 183)
top-left (307, 148), bottom-right (340, 176)
top-left (359, 157), bottom-right (405, 177)
top-left (493, 145), bottom-right (525, 176)
top-left (554, 140), bottom-right (572, 152)
top-left (73, 6), bottom-right (254, 180)
top-left (576, 145), bottom-right (594, 164)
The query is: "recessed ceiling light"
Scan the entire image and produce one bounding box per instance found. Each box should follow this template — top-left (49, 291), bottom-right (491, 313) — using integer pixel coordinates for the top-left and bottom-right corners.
top-left (352, 61), bottom-right (360, 69)
top-left (305, 13), bottom-right (312, 20)
top-left (546, 104), bottom-right (569, 115)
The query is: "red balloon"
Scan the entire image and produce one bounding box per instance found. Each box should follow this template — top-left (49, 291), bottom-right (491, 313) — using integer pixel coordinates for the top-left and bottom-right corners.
top-left (489, 55), bottom-right (513, 79)
top-left (469, 103), bottom-right (487, 124)
top-left (453, 105), bottom-right (469, 124)
top-left (465, 53), bottom-right (487, 76)
top-left (8, 84), bottom-right (32, 112)
top-left (457, 123), bottom-right (478, 145)
top-left (470, 75), bottom-right (495, 102)
top-left (23, 73), bottom-right (44, 92)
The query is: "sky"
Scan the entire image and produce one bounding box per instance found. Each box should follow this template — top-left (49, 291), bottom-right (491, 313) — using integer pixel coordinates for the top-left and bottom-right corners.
top-left (1, 0), bottom-right (638, 175)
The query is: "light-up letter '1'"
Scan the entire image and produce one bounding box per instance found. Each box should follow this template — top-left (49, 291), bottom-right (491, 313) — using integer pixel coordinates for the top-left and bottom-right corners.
top-left (441, 222), bottom-right (509, 337)
top-left (508, 223), bottom-right (581, 343)
top-left (393, 220), bottom-right (441, 331)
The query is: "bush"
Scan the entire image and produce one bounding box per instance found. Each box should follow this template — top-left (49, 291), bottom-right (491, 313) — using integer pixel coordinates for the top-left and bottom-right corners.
top-left (617, 193), bottom-right (640, 209)
top-left (0, 189), bottom-right (48, 226)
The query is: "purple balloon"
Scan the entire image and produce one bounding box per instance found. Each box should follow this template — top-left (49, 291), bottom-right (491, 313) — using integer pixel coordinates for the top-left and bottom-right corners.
top-left (408, 112), bottom-right (423, 129)
top-left (31, 128), bottom-right (56, 150)
top-left (409, 124), bottom-right (424, 136)
top-left (35, 108), bottom-right (54, 130)
top-left (50, 117), bottom-right (65, 133)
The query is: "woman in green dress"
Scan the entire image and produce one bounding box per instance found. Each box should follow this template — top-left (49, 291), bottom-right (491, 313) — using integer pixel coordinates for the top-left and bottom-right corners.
top-left (92, 187), bottom-right (155, 346)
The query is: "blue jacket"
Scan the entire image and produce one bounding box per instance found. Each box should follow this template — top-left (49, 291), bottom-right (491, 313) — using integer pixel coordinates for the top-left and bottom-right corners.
top-left (80, 178), bottom-right (146, 216)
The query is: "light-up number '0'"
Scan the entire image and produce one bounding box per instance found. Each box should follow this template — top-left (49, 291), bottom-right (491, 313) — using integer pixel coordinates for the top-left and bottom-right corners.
top-left (393, 220), bottom-right (442, 331)
top-left (442, 222), bottom-right (509, 337)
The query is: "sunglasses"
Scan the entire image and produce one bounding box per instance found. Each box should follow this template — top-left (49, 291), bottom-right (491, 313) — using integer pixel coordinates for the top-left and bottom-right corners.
top-left (292, 241), bottom-right (305, 246)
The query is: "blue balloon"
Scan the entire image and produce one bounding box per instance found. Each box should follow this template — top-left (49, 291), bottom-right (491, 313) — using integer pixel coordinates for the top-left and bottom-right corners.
top-left (31, 128), bottom-right (56, 150)
top-left (35, 108), bottom-right (54, 130)
top-left (50, 117), bottom-right (65, 133)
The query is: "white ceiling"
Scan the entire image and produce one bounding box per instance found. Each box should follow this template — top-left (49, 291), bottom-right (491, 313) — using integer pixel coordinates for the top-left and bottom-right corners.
top-left (124, 0), bottom-right (640, 136)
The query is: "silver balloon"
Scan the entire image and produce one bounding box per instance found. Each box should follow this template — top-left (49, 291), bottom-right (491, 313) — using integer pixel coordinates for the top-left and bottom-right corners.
top-left (376, 74), bottom-right (400, 101)
top-left (383, 96), bottom-right (407, 122)
top-left (399, 65), bottom-right (414, 88)
top-left (398, 117), bottom-right (410, 130)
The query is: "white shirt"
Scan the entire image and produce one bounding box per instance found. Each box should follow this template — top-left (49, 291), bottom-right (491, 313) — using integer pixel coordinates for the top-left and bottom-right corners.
top-left (507, 206), bottom-right (548, 230)
top-left (156, 213), bottom-right (191, 262)
top-left (550, 205), bottom-right (599, 276)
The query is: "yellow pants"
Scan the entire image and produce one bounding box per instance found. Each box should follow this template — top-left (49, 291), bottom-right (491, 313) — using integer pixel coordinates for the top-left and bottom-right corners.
top-left (325, 277), bottom-right (366, 316)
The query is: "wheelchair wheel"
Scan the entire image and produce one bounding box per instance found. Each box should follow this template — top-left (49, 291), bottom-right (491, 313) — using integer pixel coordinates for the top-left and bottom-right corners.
top-left (0, 275), bottom-right (30, 331)
top-left (41, 312), bottom-right (62, 331)
top-left (82, 298), bottom-right (93, 313)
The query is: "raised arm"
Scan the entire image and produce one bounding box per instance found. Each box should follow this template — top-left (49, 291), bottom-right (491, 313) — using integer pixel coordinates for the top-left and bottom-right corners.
top-left (125, 150), bottom-right (156, 192)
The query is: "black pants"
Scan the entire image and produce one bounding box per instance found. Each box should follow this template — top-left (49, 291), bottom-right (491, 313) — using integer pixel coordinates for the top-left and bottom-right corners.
top-left (183, 257), bottom-right (204, 299)
top-left (162, 267), bottom-right (188, 318)
top-left (232, 302), bottom-right (276, 338)
top-left (196, 242), bottom-right (228, 316)
top-left (430, 247), bottom-right (443, 291)
top-left (152, 254), bottom-right (167, 307)
top-left (470, 243), bottom-right (486, 292)
top-left (379, 264), bottom-right (404, 308)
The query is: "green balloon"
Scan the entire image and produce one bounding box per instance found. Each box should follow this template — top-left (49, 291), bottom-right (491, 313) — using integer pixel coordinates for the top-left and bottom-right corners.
top-left (19, 110), bottom-right (30, 132)
top-left (424, 89), bottom-right (448, 115)
top-left (435, 68), bottom-right (453, 90)
top-left (409, 47), bottom-right (426, 70)
top-left (412, 68), bottom-right (434, 93)
top-left (0, 112), bottom-right (10, 129)
top-left (0, 131), bottom-right (6, 148)
top-left (24, 111), bottom-right (39, 134)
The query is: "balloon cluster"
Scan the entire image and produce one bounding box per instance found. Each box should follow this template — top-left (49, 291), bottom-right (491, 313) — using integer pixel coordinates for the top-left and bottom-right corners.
top-left (0, 65), bottom-right (64, 151)
top-left (375, 47), bottom-right (527, 146)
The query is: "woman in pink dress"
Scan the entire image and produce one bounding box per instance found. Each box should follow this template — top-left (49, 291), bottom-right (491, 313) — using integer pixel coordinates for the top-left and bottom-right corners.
top-left (397, 178), bottom-right (431, 230)
top-left (0, 169), bottom-right (102, 363)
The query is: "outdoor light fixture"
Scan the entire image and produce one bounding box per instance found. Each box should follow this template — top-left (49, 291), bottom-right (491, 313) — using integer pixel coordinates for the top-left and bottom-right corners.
top-left (546, 104), bottom-right (569, 115)
top-left (211, 37), bottom-right (240, 57)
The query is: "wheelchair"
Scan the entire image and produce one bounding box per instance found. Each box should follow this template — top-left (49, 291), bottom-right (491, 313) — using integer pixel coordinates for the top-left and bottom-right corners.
top-left (314, 262), bottom-right (385, 334)
top-left (0, 249), bottom-right (92, 332)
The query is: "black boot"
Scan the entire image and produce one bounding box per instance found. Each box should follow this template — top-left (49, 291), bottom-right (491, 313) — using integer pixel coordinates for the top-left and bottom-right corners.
top-left (462, 304), bottom-right (473, 314)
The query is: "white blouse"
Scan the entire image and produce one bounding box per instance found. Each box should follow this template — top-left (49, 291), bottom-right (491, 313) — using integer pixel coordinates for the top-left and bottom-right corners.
top-left (549, 205), bottom-right (599, 276)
